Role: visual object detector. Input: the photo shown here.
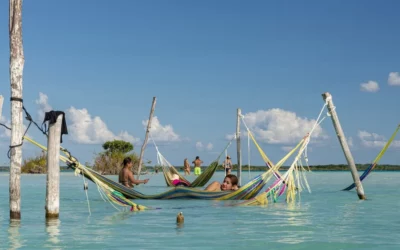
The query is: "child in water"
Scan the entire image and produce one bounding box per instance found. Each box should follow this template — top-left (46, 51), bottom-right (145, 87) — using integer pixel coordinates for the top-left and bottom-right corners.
top-left (205, 174), bottom-right (239, 191)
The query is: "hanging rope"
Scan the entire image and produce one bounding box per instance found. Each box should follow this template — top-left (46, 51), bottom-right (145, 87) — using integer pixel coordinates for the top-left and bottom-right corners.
top-left (247, 131), bottom-right (251, 179)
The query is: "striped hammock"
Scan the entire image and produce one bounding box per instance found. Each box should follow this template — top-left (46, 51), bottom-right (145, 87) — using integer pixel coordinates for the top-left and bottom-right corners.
top-left (70, 162), bottom-right (277, 200)
top-left (343, 124), bottom-right (400, 191)
top-left (23, 136), bottom-right (150, 211)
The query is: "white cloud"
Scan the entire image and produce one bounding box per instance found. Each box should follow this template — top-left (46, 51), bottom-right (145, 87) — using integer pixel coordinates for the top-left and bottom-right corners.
top-left (360, 81), bottom-right (379, 92)
top-left (0, 116), bottom-right (11, 138)
top-left (35, 92), bottom-right (53, 121)
top-left (347, 137), bottom-right (354, 148)
top-left (225, 133), bottom-right (236, 140)
top-left (236, 109), bottom-right (326, 145)
top-left (196, 141), bottom-right (214, 151)
top-left (358, 130), bottom-right (400, 148)
top-left (388, 72), bottom-right (400, 86)
top-left (143, 116), bottom-right (180, 142)
top-left (67, 106), bottom-right (138, 144)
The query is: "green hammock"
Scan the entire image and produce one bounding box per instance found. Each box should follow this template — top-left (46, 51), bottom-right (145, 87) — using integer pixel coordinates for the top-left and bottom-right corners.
top-left (158, 136), bottom-right (235, 187)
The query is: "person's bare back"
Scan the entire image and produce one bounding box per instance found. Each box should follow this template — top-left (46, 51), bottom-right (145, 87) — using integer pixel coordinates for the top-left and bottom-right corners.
top-left (192, 156), bottom-right (203, 167)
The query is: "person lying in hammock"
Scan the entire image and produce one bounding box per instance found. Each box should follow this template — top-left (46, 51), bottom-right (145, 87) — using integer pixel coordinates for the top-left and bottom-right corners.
top-left (119, 157), bottom-right (149, 188)
top-left (205, 174), bottom-right (239, 192)
top-left (171, 174), bottom-right (190, 187)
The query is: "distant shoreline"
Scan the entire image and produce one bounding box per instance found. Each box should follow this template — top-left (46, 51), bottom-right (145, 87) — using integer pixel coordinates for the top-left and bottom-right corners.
top-left (1, 164), bottom-right (400, 173)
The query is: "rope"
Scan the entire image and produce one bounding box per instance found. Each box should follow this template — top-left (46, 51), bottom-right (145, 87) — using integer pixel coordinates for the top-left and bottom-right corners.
top-left (82, 171), bottom-right (91, 216)
top-left (248, 131), bottom-right (251, 179)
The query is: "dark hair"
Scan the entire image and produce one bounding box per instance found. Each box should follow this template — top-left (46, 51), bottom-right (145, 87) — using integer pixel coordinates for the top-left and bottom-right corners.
top-left (123, 157), bottom-right (132, 166)
top-left (196, 156), bottom-right (200, 160)
top-left (225, 174), bottom-right (238, 186)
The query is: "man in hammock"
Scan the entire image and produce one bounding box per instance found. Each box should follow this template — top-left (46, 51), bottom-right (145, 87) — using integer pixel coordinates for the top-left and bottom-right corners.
top-left (119, 157), bottom-right (149, 188)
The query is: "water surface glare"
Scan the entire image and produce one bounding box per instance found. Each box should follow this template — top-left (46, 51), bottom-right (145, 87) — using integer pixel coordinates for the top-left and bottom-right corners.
top-left (0, 172), bottom-right (399, 249)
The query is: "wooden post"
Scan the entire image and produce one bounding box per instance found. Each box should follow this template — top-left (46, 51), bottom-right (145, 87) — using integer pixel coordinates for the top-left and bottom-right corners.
top-left (137, 97), bottom-right (156, 179)
top-left (9, 0), bottom-right (25, 220)
top-left (236, 108), bottom-right (242, 186)
top-left (322, 92), bottom-right (366, 200)
top-left (46, 114), bottom-right (63, 219)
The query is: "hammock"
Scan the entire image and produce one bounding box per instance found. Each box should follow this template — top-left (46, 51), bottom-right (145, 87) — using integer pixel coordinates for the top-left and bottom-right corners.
top-left (23, 136), bottom-right (149, 211)
top-left (343, 124), bottom-right (400, 191)
top-left (74, 131), bottom-right (304, 200)
top-left (25, 133), bottom-right (300, 200)
top-left (235, 102), bottom-right (328, 206)
top-left (158, 135), bottom-right (235, 187)
top-left (235, 135), bottom-right (311, 206)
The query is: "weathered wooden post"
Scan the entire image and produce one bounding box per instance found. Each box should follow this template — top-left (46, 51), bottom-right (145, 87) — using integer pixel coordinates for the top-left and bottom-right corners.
top-left (45, 114), bottom-right (63, 219)
top-left (137, 97), bottom-right (156, 179)
top-left (9, 0), bottom-right (25, 220)
top-left (322, 92), bottom-right (366, 199)
top-left (236, 108), bottom-right (242, 186)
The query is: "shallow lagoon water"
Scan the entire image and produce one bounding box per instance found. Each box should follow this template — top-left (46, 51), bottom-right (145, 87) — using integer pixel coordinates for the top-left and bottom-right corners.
top-left (0, 171), bottom-right (399, 249)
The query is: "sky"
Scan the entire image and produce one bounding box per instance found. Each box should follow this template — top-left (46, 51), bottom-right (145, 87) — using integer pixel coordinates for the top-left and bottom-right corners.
top-left (0, 0), bottom-right (399, 167)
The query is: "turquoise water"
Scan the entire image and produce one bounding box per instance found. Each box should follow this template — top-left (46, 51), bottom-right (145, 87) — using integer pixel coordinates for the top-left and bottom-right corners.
top-left (0, 171), bottom-right (399, 249)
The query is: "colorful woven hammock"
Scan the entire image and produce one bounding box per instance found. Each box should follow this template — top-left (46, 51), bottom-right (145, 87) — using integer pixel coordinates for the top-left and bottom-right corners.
top-left (343, 124), bottom-right (400, 191)
top-left (24, 136), bottom-right (150, 211)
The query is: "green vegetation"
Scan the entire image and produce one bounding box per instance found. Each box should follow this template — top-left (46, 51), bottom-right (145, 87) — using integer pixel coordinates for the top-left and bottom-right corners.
top-left (93, 140), bottom-right (139, 175)
top-left (21, 151), bottom-right (47, 174)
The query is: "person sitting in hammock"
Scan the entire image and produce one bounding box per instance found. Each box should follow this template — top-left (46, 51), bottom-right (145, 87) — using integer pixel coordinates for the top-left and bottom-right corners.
top-left (119, 157), bottom-right (149, 188)
top-left (205, 174), bottom-right (239, 192)
top-left (170, 174), bottom-right (190, 187)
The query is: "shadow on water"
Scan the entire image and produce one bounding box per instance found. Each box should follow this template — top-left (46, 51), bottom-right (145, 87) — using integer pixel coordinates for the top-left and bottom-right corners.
top-left (45, 219), bottom-right (61, 249)
top-left (8, 220), bottom-right (23, 250)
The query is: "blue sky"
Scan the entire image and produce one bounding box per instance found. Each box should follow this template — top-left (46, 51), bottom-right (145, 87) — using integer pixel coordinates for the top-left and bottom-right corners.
top-left (0, 0), bottom-right (399, 167)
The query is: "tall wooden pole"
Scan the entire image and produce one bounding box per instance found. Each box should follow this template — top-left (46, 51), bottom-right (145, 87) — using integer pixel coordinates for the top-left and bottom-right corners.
top-left (9, 0), bottom-right (24, 220)
top-left (236, 108), bottom-right (242, 186)
top-left (46, 114), bottom-right (63, 219)
top-left (137, 97), bottom-right (156, 179)
top-left (322, 92), bottom-right (366, 200)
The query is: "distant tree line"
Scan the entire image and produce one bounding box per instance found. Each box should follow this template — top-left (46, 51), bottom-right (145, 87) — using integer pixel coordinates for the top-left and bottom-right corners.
top-left (7, 137), bottom-right (400, 173)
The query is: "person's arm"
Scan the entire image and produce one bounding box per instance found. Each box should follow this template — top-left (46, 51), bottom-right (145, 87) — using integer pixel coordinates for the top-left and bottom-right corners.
top-left (128, 171), bottom-right (149, 185)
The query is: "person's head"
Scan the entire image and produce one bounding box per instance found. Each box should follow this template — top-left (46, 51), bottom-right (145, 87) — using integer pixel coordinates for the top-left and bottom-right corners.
top-left (221, 174), bottom-right (238, 191)
top-left (226, 155), bottom-right (231, 160)
top-left (196, 156), bottom-right (200, 160)
top-left (122, 157), bottom-right (133, 167)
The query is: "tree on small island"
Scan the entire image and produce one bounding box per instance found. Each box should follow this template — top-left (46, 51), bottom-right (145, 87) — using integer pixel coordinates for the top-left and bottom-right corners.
top-left (93, 140), bottom-right (140, 175)
top-left (21, 151), bottom-right (47, 174)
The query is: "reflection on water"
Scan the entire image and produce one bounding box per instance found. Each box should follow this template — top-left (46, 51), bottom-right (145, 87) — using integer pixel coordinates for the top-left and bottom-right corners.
top-left (100, 211), bottom-right (134, 225)
top-left (1, 172), bottom-right (400, 249)
top-left (45, 219), bottom-right (61, 249)
top-left (8, 220), bottom-right (23, 250)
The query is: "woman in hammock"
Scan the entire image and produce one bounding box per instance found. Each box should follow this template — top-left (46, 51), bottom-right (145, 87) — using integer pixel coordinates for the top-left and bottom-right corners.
top-left (205, 174), bottom-right (239, 192)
